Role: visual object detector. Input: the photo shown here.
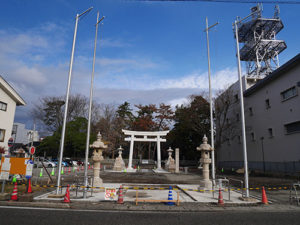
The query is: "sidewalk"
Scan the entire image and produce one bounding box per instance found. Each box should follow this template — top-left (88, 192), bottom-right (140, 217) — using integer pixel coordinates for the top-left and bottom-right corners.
top-left (33, 183), bottom-right (259, 205)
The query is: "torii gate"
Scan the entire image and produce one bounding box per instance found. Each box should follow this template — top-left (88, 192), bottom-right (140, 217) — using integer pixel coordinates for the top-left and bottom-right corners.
top-left (122, 129), bottom-right (170, 172)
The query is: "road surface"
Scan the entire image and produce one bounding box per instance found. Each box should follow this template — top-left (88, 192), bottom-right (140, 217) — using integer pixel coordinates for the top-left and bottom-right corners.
top-left (0, 206), bottom-right (299, 225)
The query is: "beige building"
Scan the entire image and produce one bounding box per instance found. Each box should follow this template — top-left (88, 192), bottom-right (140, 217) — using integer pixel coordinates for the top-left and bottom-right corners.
top-left (0, 76), bottom-right (26, 153)
top-left (217, 54), bottom-right (300, 174)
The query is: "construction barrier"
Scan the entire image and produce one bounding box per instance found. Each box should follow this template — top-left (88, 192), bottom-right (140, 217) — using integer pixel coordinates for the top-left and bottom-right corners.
top-left (5, 182), bottom-right (293, 192)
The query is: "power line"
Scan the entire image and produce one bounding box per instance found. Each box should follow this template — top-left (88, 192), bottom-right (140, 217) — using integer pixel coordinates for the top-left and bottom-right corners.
top-left (137, 0), bottom-right (300, 4)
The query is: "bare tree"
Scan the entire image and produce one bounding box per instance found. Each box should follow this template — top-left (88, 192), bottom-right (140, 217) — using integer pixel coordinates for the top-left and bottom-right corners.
top-left (31, 94), bottom-right (101, 132)
top-left (214, 87), bottom-right (239, 148)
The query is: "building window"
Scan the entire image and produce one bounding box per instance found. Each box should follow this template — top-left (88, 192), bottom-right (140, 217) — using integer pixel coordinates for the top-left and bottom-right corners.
top-left (281, 86), bottom-right (297, 101)
top-left (250, 132), bottom-right (256, 141)
top-left (234, 94), bottom-right (239, 102)
top-left (12, 125), bottom-right (17, 135)
top-left (0, 129), bottom-right (5, 142)
top-left (268, 128), bottom-right (274, 138)
top-left (265, 99), bottom-right (271, 109)
top-left (285, 121), bottom-right (300, 134)
top-left (236, 113), bottom-right (240, 122)
top-left (237, 135), bottom-right (241, 144)
top-left (249, 107), bottom-right (253, 116)
top-left (0, 102), bottom-right (7, 111)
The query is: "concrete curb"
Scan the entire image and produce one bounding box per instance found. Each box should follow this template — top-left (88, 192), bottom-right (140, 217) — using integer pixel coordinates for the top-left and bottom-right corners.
top-left (0, 200), bottom-right (70, 209)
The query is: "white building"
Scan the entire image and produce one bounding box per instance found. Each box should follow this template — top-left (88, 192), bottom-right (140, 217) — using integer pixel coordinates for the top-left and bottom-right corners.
top-left (216, 54), bottom-right (300, 175)
top-left (0, 76), bottom-right (26, 152)
top-left (12, 123), bottom-right (39, 145)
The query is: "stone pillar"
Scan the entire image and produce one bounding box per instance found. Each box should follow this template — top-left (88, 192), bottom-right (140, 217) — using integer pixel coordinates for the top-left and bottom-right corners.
top-left (90, 132), bottom-right (107, 188)
top-left (175, 148), bottom-right (179, 173)
top-left (196, 135), bottom-right (213, 190)
top-left (128, 135), bottom-right (134, 170)
top-left (156, 137), bottom-right (161, 169)
top-left (92, 153), bottom-right (102, 187)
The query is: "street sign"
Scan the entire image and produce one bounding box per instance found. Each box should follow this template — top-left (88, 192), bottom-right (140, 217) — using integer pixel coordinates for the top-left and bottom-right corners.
top-left (104, 188), bottom-right (117, 201)
top-left (8, 137), bottom-right (13, 147)
top-left (25, 159), bottom-right (33, 178)
top-left (29, 146), bottom-right (35, 155)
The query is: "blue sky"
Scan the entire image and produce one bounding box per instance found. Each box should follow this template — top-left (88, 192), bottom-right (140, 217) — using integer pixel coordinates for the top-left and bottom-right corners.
top-left (1, 0), bottom-right (300, 128)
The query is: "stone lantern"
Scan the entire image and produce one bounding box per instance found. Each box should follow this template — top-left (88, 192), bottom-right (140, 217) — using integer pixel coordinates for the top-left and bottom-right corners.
top-left (90, 132), bottom-right (107, 187)
top-left (196, 135), bottom-right (214, 189)
top-left (165, 147), bottom-right (175, 173)
top-left (113, 146), bottom-right (125, 171)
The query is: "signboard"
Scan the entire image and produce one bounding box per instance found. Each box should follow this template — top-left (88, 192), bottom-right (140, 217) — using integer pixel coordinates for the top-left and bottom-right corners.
top-left (25, 159), bottom-right (33, 178)
top-left (8, 137), bottom-right (13, 147)
top-left (0, 157), bottom-right (30, 176)
top-left (142, 160), bottom-right (149, 164)
top-left (0, 157), bottom-right (11, 180)
top-left (29, 146), bottom-right (35, 155)
top-left (104, 188), bottom-right (117, 201)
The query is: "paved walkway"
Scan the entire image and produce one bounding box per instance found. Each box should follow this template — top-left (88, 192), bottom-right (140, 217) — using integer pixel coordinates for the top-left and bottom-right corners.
top-left (34, 183), bottom-right (259, 205)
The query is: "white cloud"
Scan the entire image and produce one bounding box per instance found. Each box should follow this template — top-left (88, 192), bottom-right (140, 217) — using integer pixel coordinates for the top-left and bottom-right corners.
top-left (157, 68), bottom-right (237, 90)
top-left (167, 97), bottom-right (189, 108)
top-left (101, 38), bottom-right (132, 48)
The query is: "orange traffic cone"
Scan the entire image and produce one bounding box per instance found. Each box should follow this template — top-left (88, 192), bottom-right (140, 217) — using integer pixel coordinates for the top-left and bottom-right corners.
top-left (117, 185), bottom-right (124, 204)
top-left (77, 166), bottom-right (79, 172)
top-left (261, 186), bottom-right (268, 204)
top-left (218, 188), bottom-right (224, 206)
top-left (11, 182), bottom-right (18, 201)
top-left (63, 185), bottom-right (71, 203)
top-left (27, 178), bottom-right (33, 193)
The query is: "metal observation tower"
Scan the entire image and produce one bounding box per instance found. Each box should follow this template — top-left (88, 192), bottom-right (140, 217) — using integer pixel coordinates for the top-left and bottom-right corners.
top-left (235, 4), bottom-right (287, 80)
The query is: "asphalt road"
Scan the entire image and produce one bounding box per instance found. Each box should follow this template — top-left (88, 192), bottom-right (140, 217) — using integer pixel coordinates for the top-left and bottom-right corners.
top-left (0, 206), bottom-right (299, 225)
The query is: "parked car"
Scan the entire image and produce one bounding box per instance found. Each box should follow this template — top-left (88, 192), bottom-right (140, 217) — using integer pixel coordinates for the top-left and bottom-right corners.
top-left (76, 160), bottom-right (84, 166)
top-left (51, 159), bottom-right (68, 167)
top-left (35, 159), bottom-right (56, 168)
top-left (64, 158), bottom-right (77, 166)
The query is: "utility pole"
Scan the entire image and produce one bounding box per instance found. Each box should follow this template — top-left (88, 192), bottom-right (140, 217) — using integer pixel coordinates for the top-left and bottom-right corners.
top-left (234, 19), bottom-right (249, 198)
top-left (56, 7), bottom-right (93, 195)
top-left (83, 11), bottom-right (105, 199)
top-left (204, 17), bottom-right (218, 186)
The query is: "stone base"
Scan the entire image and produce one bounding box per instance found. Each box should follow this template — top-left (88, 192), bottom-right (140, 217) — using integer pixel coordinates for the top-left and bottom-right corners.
top-left (199, 180), bottom-right (213, 190)
top-left (153, 168), bottom-right (169, 173)
top-left (0, 193), bottom-right (10, 201)
top-left (48, 194), bottom-right (65, 198)
top-left (125, 167), bottom-right (137, 173)
top-left (113, 165), bottom-right (125, 172)
top-left (19, 193), bottom-right (34, 202)
top-left (93, 177), bottom-right (103, 187)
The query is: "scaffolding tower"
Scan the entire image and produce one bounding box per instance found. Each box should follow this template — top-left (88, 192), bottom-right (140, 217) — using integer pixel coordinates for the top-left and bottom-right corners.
top-left (236, 4), bottom-right (287, 80)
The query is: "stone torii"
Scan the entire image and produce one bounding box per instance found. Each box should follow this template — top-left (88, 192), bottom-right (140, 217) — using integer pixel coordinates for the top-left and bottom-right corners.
top-left (122, 129), bottom-right (169, 172)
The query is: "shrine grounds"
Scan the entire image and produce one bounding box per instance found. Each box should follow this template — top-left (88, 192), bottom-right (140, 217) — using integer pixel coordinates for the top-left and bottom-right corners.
top-left (2, 166), bottom-right (299, 212)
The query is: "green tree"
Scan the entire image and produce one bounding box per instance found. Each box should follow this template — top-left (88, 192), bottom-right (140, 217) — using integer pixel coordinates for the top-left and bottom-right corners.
top-left (167, 95), bottom-right (210, 160)
top-left (37, 117), bottom-right (96, 158)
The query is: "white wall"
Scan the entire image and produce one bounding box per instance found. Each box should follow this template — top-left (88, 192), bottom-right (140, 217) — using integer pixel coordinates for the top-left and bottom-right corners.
top-left (0, 88), bottom-right (17, 151)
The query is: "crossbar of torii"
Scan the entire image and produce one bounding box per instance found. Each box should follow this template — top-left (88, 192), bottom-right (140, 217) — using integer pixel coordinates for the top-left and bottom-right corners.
top-left (122, 129), bottom-right (170, 171)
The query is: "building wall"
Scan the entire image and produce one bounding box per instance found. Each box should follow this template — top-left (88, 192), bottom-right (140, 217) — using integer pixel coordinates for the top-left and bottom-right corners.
top-left (12, 123), bottom-right (40, 145)
top-left (0, 88), bottom-right (17, 150)
top-left (217, 64), bottom-right (300, 174)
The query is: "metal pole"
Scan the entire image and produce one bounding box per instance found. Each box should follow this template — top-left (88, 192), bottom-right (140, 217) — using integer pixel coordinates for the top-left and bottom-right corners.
top-left (204, 17), bottom-right (218, 186)
top-left (234, 20), bottom-right (249, 198)
top-left (56, 7), bottom-right (93, 195)
top-left (56, 14), bottom-right (79, 194)
top-left (83, 12), bottom-right (104, 198)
